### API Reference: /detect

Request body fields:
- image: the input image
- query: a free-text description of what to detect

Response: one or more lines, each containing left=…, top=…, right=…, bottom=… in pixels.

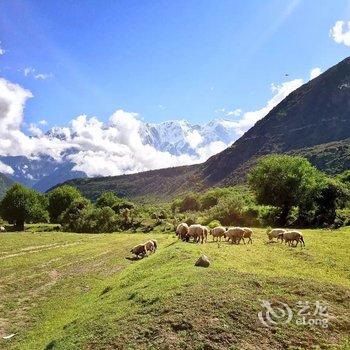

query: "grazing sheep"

left=151, top=239, right=158, bottom=252
left=210, top=226, right=226, bottom=242
left=176, top=223, right=189, bottom=241
left=144, top=240, right=156, bottom=254
left=202, top=226, right=209, bottom=243
left=243, top=227, right=253, bottom=244
left=267, top=228, right=286, bottom=242
left=130, top=244, right=147, bottom=258
left=0, top=226, right=5, bottom=232
left=279, top=230, right=305, bottom=247
left=225, top=227, right=246, bottom=244
left=188, top=224, right=206, bottom=244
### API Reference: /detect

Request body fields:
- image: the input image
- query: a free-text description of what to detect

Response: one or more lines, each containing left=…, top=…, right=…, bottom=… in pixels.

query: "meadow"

left=1, top=226, right=350, bottom=350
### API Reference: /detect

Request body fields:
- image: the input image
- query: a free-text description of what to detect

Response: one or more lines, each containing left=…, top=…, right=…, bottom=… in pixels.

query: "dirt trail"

left=0, top=241, right=84, bottom=261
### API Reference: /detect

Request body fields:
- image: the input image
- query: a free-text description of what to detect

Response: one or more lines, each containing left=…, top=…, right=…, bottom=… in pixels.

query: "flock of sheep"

left=175, top=223, right=305, bottom=247
left=129, top=225, right=305, bottom=259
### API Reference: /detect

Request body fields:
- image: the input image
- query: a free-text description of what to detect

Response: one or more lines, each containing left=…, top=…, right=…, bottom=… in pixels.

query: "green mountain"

left=64, top=56, right=350, bottom=201
left=0, top=173, right=14, bottom=199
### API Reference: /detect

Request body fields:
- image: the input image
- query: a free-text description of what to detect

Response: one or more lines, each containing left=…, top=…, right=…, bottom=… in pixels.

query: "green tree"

left=47, top=185, right=82, bottom=223
left=248, top=155, right=320, bottom=225
left=0, top=184, right=49, bottom=230
left=96, top=192, right=134, bottom=214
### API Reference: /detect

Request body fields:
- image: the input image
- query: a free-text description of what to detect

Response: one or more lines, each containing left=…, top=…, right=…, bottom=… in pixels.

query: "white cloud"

left=310, top=67, right=322, bottom=80
left=225, top=109, right=242, bottom=117
left=34, top=73, right=54, bottom=80
left=0, top=42, right=5, bottom=56
left=39, top=119, right=48, bottom=125
left=28, top=123, right=43, bottom=137
left=23, top=67, right=53, bottom=80
left=0, top=68, right=310, bottom=178
left=185, top=130, right=203, bottom=149
left=230, top=78, right=303, bottom=136
left=24, top=67, right=35, bottom=77
left=0, top=161, right=13, bottom=174
left=330, top=20, right=350, bottom=46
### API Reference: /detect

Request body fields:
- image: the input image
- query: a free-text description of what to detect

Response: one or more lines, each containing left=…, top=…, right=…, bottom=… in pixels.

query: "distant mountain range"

left=0, top=118, right=239, bottom=192
left=63, top=56, right=350, bottom=200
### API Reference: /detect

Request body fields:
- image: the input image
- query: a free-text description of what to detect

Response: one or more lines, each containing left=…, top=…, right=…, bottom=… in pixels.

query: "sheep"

left=225, top=227, right=246, bottom=244
left=151, top=239, right=158, bottom=252
left=130, top=244, right=147, bottom=258
left=242, top=227, right=253, bottom=244
left=188, top=224, right=206, bottom=244
left=176, top=223, right=189, bottom=241
left=0, top=226, right=5, bottom=232
left=279, top=230, right=305, bottom=247
left=144, top=240, right=156, bottom=254
left=210, top=226, right=226, bottom=242
left=202, top=226, right=209, bottom=243
left=267, top=228, right=286, bottom=242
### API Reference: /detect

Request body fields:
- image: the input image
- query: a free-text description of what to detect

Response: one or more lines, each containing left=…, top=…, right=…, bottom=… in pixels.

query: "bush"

left=178, top=193, right=200, bottom=212
left=207, top=220, right=221, bottom=228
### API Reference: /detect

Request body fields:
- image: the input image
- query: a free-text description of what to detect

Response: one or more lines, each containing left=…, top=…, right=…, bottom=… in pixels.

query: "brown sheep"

left=243, top=227, right=253, bottom=244
left=144, top=240, right=156, bottom=254
left=176, top=223, right=189, bottom=241
left=279, top=230, right=305, bottom=247
left=225, top=227, right=246, bottom=244
left=210, top=226, right=226, bottom=242
left=130, top=244, right=147, bottom=258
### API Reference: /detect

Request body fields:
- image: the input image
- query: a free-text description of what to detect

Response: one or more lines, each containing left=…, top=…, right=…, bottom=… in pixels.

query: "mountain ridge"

left=62, top=56, right=350, bottom=200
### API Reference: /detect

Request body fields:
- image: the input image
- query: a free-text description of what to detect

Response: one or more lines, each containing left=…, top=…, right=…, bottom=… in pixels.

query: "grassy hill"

left=1, top=227, right=350, bottom=349
left=0, top=173, right=14, bottom=199
left=62, top=56, right=350, bottom=201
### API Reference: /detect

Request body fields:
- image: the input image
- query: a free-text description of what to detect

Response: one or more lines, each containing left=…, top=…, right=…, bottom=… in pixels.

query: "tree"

left=248, top=155, right=320, bottom=225
left=0, top=184, right=49, bottom=230
left=47, top=185, right=82, bottom=223
left=96, top=192, right=134, bottom=214
left=59, top=197, right=92, bottom=232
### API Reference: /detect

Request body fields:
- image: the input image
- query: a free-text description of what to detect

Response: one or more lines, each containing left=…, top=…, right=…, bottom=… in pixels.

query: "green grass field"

left=1, top=226, right=350, bottom=349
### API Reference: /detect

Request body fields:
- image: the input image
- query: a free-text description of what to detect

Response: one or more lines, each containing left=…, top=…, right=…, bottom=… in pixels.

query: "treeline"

left=0, top=155, right=349, bottom=232
left=0, top=185, right=137, bottom=232
left=171, top=155, right=350, bottom=228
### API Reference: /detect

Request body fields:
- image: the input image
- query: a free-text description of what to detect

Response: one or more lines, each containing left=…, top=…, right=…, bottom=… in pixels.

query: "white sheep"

left=176, top=223, right=189, bottom=241
left=267, top=228, right=286, bottom=242
left=225, top=227, right=246, bottom=244
left=242, top=227, right=253, bottom=244
left=210, top=226, right=226, bottom=242
left=188, top=224, right=206, bottom=244
left=0, top=226, right=6, bottom=232
left=279, top=230, right=305, bottom=247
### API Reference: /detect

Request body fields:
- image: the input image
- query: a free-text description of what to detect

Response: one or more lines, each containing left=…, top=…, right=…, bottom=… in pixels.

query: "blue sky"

left=0, top=0, right=350, bottom=128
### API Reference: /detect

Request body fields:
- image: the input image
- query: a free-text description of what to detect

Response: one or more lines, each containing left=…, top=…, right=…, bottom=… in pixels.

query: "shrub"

left=178, top=193, right=200, bottom=212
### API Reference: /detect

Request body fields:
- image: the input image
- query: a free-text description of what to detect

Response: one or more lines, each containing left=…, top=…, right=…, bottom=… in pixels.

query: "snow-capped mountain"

left=140, top=119, right=237, bottom=155
left=0, top=117, right=239, bottom=192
